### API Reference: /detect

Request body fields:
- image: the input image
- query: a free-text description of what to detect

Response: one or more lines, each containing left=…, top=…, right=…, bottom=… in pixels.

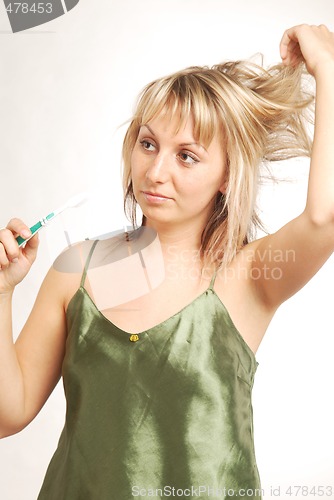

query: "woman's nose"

left=145, top=153, right=171, bottom=183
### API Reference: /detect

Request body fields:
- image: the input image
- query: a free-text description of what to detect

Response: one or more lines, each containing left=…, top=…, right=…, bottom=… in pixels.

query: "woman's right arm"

left=0, top=219, right=69, bottom=438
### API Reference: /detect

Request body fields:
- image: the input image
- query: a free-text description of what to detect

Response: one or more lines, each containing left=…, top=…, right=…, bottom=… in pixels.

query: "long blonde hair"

left=122, top=60, right=313, bottom=267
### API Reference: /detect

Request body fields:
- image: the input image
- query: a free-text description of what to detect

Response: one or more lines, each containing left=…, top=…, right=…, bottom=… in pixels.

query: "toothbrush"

left=16, top=192, right=89, bottom=247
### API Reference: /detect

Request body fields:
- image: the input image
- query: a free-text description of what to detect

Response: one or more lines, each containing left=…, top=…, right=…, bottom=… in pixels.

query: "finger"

left=318, top=24, right=330, bottom=33
left=22, top=233, right=39, bottom=264
left=287, top=43, right=303, bottom=67
left=0, top=241, right=10, bottom=268
left=0, top=227, right=21, bottom=262
left=280, top=27, right=298, bottom=60
left=280, top=24, right=308, bottom=63
left=6, top=218, right=32, bottom=240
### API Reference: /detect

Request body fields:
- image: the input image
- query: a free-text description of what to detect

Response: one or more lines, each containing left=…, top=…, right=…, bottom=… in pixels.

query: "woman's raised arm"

left=250, top=24, right=334, bottom=309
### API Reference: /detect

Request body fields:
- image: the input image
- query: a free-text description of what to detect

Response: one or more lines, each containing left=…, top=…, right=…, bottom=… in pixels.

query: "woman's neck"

left=143, top=219, right=202, bottom=256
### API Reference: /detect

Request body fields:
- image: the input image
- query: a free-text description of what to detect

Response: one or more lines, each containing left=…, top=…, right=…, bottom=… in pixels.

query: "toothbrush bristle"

left=67, top=192, right=89, bottom=208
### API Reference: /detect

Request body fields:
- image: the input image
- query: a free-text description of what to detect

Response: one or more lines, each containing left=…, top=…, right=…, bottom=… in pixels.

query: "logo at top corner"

left=3, top=0, right=80, bottom=33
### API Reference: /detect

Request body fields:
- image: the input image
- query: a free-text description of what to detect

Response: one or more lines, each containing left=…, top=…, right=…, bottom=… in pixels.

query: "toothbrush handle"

left=16, top=221, right=43, bottom=247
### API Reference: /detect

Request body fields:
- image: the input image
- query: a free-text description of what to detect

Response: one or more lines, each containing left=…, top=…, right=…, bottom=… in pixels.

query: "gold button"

left=129, top=334, right=139, bottom=342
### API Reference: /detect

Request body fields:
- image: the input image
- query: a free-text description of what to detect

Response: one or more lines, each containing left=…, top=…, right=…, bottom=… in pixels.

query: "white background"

left=0, top=0, right=333, bottom=499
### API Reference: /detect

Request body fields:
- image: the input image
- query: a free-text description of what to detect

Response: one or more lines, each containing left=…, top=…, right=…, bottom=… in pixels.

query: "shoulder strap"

left=80, top=239, right=99, bottom=288
left=208, top=269, right=217, bottom=290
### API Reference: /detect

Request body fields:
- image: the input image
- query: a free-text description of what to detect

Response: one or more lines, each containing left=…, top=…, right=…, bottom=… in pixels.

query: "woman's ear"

left=219, top=155, right=229, bottom=194
left=219, top=179, right=228, bottom=195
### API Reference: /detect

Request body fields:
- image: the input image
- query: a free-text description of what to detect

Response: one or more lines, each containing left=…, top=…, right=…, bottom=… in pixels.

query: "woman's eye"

left=178, top=152, right=199, bottom=165
left=140, top=140, right=156, bottom=152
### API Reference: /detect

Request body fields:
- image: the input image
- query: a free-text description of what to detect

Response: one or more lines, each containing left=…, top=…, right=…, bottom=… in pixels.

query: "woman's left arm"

left=250, top=24, right=334, bottom=309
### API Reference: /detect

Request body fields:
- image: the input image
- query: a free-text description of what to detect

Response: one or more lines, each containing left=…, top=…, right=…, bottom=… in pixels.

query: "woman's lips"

left=142, top=191, right=172, bottom=203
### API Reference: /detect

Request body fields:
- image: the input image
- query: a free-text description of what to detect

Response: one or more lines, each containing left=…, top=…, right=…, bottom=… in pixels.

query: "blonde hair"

left=122, top=60, right=314, bottom=267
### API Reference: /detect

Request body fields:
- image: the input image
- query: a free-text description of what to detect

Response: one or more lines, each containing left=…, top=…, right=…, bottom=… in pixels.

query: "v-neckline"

left=77, top=285, right=213, bottom=335
left=66, top=285, right=257, bottom=362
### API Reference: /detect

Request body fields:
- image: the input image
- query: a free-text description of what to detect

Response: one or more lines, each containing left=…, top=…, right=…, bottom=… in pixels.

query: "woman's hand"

left=0, top=219, right=39, bottom=294
left=280, top=24, right=334, bottom=77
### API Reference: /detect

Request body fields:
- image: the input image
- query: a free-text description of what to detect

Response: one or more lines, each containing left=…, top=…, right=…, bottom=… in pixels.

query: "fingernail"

left=12, top=258, right=19, bottom=263
left=22, top=230, right=31, bottom=238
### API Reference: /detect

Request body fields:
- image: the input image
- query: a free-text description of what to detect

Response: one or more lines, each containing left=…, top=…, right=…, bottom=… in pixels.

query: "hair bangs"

left=135, top=73, right=220, bottom=148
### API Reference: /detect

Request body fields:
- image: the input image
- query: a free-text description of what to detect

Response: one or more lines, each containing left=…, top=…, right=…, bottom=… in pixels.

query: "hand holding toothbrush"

left=0, top=192, right=88, bottom=295
left=0, top=219, right=39, bottom=295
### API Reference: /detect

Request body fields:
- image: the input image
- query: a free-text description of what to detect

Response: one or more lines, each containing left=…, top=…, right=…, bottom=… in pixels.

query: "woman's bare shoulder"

left=48, top=239, right=96, bottom=309
left=53, top=239, right=97, bottom=274
left=51, top=233, right=136, bottom=309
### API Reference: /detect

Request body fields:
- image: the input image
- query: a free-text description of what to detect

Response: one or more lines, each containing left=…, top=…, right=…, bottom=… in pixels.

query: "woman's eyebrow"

left=141, top=124, right=156, bottom=136
left=141, top=124, right=208, bottom=153
left=179, top=141, right=208, bottom=153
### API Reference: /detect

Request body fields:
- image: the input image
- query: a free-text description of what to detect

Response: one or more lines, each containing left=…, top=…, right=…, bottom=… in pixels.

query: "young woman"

left=0, top=24, right=333, bottom=500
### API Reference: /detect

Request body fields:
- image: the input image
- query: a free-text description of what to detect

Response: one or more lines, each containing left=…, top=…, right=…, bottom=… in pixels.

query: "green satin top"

left=37, top=241, right=261, bottom=500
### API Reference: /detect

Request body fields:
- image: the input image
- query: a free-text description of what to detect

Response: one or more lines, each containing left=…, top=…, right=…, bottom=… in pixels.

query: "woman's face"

left=131, top=112, right=227, bottom=233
